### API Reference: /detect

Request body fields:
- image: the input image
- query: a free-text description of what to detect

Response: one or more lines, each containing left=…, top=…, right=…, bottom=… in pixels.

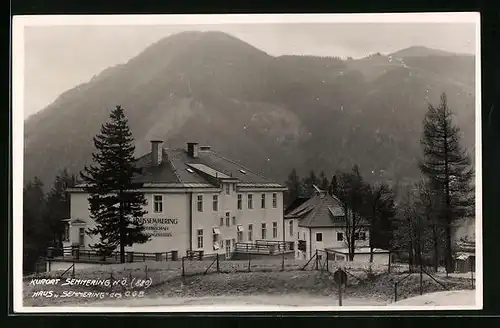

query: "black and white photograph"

left=13, top=13, right=481, bottom=312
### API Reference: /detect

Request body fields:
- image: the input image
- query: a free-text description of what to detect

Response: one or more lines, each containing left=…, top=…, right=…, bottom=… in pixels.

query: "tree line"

left=23, top=170, right=77, bottom=273
left=284, top=93, right=474, bottom=273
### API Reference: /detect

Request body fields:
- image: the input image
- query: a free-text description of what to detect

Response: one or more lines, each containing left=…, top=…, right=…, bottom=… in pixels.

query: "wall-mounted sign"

left=134, top=218, right=179, bottom=237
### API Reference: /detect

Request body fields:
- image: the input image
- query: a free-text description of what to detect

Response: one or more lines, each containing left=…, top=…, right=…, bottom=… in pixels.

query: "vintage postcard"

left=12, top=13, right=481, bottom=313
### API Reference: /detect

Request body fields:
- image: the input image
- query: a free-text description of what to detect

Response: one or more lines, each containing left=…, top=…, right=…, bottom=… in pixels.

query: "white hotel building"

left=65, top=141, right=287, bottom=258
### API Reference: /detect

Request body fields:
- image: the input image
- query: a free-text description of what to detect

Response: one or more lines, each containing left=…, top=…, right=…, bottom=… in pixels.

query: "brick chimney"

left=151, top=140, right=163, bottom=166
left=187, top=142, right=199, bottom=158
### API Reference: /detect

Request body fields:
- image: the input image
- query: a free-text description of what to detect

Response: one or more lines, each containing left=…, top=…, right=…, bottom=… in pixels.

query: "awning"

left=213, top=227, right=221, bottom=234
left=237, top=225, right=244, bottom=232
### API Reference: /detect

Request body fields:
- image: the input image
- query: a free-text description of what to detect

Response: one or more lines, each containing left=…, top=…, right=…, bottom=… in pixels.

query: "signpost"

left=333, top=268, right=347, bottom=306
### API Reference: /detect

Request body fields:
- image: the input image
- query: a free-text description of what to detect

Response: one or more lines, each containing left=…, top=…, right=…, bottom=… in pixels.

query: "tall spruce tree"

left=419, top=93, right=474, bottom=273
left=80, top=105, right=150, bottom=263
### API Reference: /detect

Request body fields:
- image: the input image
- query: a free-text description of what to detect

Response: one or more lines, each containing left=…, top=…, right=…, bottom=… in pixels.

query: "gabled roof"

left=76, top=145, right=285, bottom=190
left=285, top=188, right=369, bottom=228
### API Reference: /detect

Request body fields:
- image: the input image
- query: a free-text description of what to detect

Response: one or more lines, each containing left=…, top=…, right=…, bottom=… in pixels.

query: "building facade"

left=284, top=188, right=371, bottom=261
left=65, top=141, right=287, bottom=258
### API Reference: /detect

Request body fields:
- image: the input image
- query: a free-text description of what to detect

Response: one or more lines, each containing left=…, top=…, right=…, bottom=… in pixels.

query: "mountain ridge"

left=23, top=31, right=476, bottom=190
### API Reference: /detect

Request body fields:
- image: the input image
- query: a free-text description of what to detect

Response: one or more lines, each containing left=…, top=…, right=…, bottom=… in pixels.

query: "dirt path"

left=84, top=294, right=389, bottom=308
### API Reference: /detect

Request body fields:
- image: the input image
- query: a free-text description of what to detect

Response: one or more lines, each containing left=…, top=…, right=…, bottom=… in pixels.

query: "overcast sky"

left=23, top=22, right=476, bottom=119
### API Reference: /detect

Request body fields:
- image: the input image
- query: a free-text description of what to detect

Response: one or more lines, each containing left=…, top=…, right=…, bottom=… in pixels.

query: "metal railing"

left=46, top=246, right=180, bottom=263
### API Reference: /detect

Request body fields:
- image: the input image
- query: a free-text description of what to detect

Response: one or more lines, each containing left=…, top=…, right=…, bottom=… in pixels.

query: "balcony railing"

left=234, top=240, right=294, bottom=254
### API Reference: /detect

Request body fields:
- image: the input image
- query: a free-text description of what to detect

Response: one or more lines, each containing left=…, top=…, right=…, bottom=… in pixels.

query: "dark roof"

left=284, top=197, right=310, bottom=215
left=285, top=191, right=369, bottom=228
left=130, top=147, right=284, bottom=188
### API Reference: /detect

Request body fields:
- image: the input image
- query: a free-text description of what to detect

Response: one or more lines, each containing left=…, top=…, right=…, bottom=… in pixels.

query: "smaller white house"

left=284, top=186, right=388, bottom=263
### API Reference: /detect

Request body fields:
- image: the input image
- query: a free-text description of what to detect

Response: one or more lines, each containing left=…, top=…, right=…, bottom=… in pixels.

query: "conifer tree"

left=329, top=174, right=339, bottom=196
left=45, top=169, right=77, bottom=246
left=319, top=171, right=329, bottom=191
left=302, top=170, right=318, bottom=197
left=285, top=168, right=302, bottom=206
left=23, top=177, right=48, bottom=273
left=419, top=93, right=474, bottom=273
left=80, top=105, right=150, bottom=263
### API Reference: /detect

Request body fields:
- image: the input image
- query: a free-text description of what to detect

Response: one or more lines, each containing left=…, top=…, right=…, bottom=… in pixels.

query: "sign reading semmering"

left=135, top=218, right=179, bottom=225
left=134, top=218, right=179, bottom=237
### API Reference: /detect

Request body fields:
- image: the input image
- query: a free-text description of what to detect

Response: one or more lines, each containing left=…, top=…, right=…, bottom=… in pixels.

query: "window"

left=354, top=232, right=359, bottom=240
left=337, top=232, right=343, bottom=241
left=220, top=217, right=224, bottom=226
left=225, top=212, right=230, bottom=227
left=237, top=194, right=242, bottom=210
left=237, top=226, right=243, bottom=242
left=273, top=222, right=278, bottom=238
left=248, top=224, right=253, bottom=241
left=232, top=216, right=236, bottom=226
left=78, top=228, right=85, bottom=246
left=248, top=194, right=253, bottom=209
left=225, top=184, right=230, bottom=195
left=261, top=223, right=267, bottom=240
left=289, top=220, right=294, bottom=237
left=316, top=233, right=323, bottom=242
left=232, top=239, right=236, bottom=249
left=232, top=184, right=236, bottom=192
left=212, top=195, right=219, bottom=211
left=153, top=195, right=163, bottom=213
left=359, top=231, right=366, bottom=241
left=261, top=194, right=266, bottom=208
left=213, top=228, right=220, bottom=249
left=63, top=222, right=70, bottom=242
left=197, top=229, right=204, bottom=249
left=197, top=195, right=203, bottom=212
left=272, top=193, right=277, bottom=208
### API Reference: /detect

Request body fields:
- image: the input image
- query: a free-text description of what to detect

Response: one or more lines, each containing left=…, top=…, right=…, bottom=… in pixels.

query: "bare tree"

left=336, top=165, right=370, bottom=261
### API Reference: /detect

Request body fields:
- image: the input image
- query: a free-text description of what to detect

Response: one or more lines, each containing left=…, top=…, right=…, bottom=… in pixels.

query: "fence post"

left=388, top=252, right=392, bottom=273
left=394, top=284, right=398, bottom=302
left=419, top=266, right=423, bottom=295
left=182, top=257, right=185, bottom=277
left=216, top=253, right=220, bottom=273
left=143, top=253, right=146, bottom=262
left=281, top=248, right=285, bottom=272
left=315, top=250, right=318, bottom=271
left=145, top=265, right=148, bottom=279
left=72, top=262, right=75, bottom=278
left=326, top=252, right=329, bottom=273
left=248, top=250, right=251, bottom=272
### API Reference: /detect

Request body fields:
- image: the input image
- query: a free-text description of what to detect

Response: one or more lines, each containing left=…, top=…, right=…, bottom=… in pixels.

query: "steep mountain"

left=24, top=31, right=476, bottom=189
